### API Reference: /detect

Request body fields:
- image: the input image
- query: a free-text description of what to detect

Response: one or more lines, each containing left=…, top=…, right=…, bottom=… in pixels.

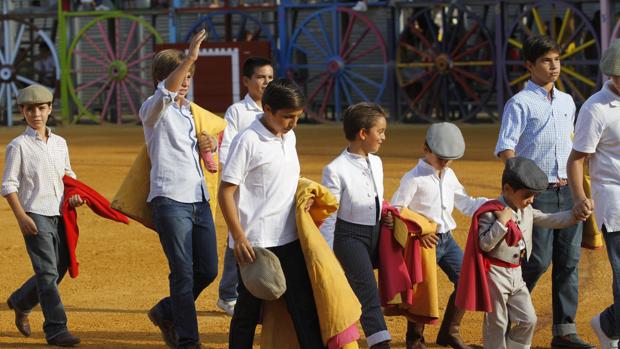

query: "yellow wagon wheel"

left=503, top=0, right=600, bottom=104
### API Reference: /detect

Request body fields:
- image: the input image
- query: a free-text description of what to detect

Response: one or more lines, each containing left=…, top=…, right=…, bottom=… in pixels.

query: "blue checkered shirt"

left=495, top=80, right=576, bottom=182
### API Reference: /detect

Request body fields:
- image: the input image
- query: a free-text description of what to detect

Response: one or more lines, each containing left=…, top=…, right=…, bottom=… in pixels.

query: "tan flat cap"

left=17, top=85, right=53, bottom=105
left=601, top=39, right=620, bottom=76
left=240, top=247, right=286, bottom=300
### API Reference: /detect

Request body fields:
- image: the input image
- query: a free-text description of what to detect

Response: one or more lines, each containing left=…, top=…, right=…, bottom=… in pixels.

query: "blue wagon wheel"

left=396, top=3, right=495, bottom=122
left=184, top=10, right=276, bottom=53
left=0, top=14, right=59, bottom=126
left=285, top=7, right=388, bottom=121
left=503, top=0, right=601, bottom=104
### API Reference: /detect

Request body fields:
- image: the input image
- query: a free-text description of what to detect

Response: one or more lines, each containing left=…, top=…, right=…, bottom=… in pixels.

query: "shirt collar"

left=25, top=126, right=51, bottom=140
left=417, top=158, right=444, bottom=177
left=243, top=94, right=262, bottom=112
left=252, top=117, right=285, bottom=141
left=343, top=148, right=370, bottom=168
left=603, top=80, right=620, bottom=107
left=526, top=80, right=557, bottom=100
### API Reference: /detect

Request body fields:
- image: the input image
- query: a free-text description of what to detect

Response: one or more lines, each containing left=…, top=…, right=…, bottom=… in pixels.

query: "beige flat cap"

left=601, top=39, right=620, bottom=76
left=240, top=247, right=286, bottom=300
left=17, top=85, right=53, bottom=105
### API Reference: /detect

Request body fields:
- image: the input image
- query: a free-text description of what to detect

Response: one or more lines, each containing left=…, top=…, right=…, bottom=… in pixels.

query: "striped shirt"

left=495, top=80, right=576, bottom=182
left=1, top=127, right=76, bottom=216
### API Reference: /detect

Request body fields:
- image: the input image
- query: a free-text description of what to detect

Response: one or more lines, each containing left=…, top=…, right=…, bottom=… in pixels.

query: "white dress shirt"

left=139, top=81, right=207, bottom=203
left=573, top=80, right=620, bottom=232
left=219, top=94, right=262, bottom=165
left=2, top=127, right=76, bottom=216
left=221, top=119, right=300, bottom=248
left=320, top=149, right=384, bottom=246
left=391, top=159, right=487, bottom=234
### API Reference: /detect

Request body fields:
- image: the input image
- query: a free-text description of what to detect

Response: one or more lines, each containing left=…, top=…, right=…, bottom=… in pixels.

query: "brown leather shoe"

left=435, top=292, right=472, bottom=349
left=7, top=297, right=31, bottom=337
left=148, top=306, right=177, bottom=349
left=47, top=331, right=81, bottom=347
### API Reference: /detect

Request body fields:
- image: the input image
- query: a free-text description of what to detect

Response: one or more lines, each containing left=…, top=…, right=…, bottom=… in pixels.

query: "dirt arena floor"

left=0, top=123, right=612, bottom=349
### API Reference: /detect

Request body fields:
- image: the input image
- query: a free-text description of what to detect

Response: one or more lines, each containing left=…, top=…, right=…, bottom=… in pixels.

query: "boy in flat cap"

left=2, top=84, right=84, bottom=347
left=494, top=35, right=592, bottom=349
left=567, top=39, right=620, bottom=349
left=391, top=122, right=487, bottom=349
left=456, top=157, right=588, bottom=349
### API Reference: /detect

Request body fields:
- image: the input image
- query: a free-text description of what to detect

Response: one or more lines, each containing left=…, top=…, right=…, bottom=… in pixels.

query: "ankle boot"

left=436, top=292, right=472, bottom=349
left=406, top=321, right=426, bottom=349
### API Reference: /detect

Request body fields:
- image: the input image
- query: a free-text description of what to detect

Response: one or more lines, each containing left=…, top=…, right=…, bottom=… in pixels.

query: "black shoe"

left=177, top=343, right=202, bottom=349
left=551, top=334, right=595, bottom=349
left=7, top=297, right=31, bottom=337
left=148, top=306, right=177, bottom=348
left=47, top=331, right=81, bottom=347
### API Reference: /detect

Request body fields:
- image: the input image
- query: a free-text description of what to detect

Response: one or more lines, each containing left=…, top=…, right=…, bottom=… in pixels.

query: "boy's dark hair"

left=523, top=35, right=560, bottom=63
left=342, top=102, right=387, bottom=141
left=151, top=49, right=196, bottom=88
left=262, top=78, right=306, bottom=113
left=243, top=57, right=272, bottom=78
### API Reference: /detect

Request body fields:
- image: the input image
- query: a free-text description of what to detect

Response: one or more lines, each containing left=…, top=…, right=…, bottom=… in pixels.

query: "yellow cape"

left=260, top=178, right=361, bottom=349
left=111, top=103, right=227, bottom=229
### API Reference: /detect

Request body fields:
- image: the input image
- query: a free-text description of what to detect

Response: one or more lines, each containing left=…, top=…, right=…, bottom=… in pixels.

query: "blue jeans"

left=218, top=246, right=239, bottom=302
left=151, top=197, right=218, bottom=346
left=521, top=185, right=582, bottom=336
left=10, top=213, right=69, bottom=341
left=436, top=231, right=463, bottom=286
left=600, top=226, right=620, bottom=339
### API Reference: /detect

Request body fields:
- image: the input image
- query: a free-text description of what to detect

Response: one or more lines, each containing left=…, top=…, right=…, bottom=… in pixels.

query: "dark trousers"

left=151, top=197, right=218, bottom=346
left=521, top=185, right=582, bottom=336
left=600, top=226, right=620, bottom=339
left=10, top=213, right=69, bottom=341
left=333, top=219, right=389, bottom=345
left=229, top=239, right=324, bottom=349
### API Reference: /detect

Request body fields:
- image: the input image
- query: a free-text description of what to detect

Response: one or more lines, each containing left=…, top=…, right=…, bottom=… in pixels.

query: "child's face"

left=21, top=103, right=51, bottom=131
left=359, top=116, right=386, bottom=154
left=177, top=72, right=192, bottom=99
left=263, top=105, right=304, bottom=135
left=424, top=145, right=452, bottom=171
left=503, top=184, right=537, bottom=210
left=243, top=65, right=273, bottom=101
left=526, top=50, right=561, bottom=86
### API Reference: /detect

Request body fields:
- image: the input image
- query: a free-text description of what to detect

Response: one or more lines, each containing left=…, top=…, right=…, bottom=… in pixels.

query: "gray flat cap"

left=503, top=157, right=548, bottom=192
left=601, top=39, right=620, bottom=76
left=240, top=247, right=286, bottom=300
left=426, top=122, right=465, bottom=160
left=17, top=85, right=53, bottom=105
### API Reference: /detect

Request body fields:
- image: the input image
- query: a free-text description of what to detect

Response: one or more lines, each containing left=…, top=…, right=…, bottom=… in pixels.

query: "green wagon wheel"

left=67, top=13, right=162, bottom=123
left=503, top=0, right=601, bottom=104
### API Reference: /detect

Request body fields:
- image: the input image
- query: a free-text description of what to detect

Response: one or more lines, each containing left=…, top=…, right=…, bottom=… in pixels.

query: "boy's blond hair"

left=151, top=49, right=196, bottom=88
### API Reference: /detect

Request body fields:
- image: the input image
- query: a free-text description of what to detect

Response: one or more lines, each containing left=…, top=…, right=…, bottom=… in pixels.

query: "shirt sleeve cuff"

left=572, top=144, right=596, bottom=154
left=1, top=186, right=18, bottom=197
left=156, top=80, right=179, bottom=101
left=220, top=175, right=241, bottom=186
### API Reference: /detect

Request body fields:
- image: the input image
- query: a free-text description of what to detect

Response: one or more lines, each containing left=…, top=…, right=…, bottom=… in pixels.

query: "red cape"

left=62, top=176, right=129, bottom=278
left=455, top=200, right=522, bottom=313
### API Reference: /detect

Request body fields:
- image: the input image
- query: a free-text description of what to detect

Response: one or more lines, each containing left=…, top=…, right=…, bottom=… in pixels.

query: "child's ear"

left=357, top=128, right=367, bottom=141
left=263, top=104, right=272, bottom=115
left=242, top=76, right=250, bottom=88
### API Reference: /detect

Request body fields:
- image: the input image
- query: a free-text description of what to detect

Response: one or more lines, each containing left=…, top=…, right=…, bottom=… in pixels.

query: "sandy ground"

left=0, top=124, right=612, bottom=349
